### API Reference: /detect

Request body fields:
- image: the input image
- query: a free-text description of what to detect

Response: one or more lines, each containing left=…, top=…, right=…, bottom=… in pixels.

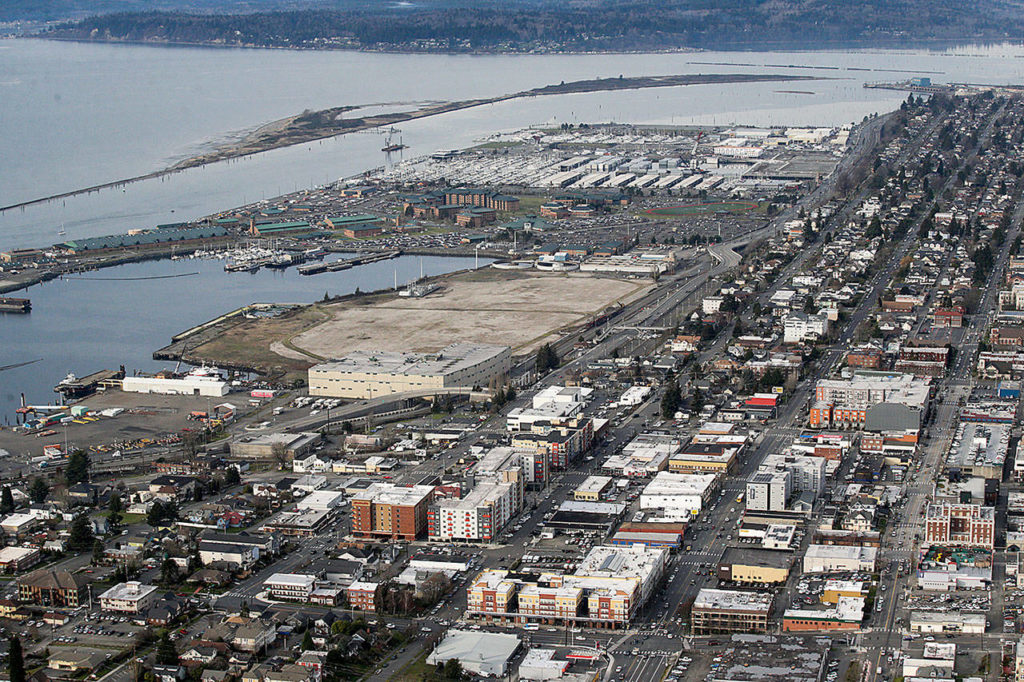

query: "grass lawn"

left=391, top=648, right=434, bottom=681
left=103, top=512, right=147, bottom=524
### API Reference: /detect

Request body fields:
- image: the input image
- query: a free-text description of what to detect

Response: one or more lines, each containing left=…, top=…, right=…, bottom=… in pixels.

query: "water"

left=4, top=41, right=1024, bottom=250
left=0, top=254, right=487, bottom=420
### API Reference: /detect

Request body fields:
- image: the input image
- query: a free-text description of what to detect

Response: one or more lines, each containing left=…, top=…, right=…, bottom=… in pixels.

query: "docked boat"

left=0, top=297, right=31, bottom=313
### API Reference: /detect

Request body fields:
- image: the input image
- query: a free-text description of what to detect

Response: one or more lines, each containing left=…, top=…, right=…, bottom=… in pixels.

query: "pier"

left=298, top=249, right=401, bottom=275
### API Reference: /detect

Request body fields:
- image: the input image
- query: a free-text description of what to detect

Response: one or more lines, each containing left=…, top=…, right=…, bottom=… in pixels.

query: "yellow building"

left=821, top=580, right=867, bottom=604
left=309, top=343, right=510, bottom=399
left=718, top=548, right=792, bottom=585
left=574, top=475, right=613, bottom=502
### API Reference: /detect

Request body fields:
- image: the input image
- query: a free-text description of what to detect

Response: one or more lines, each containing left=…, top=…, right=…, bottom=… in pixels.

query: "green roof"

left=62, top=226, right=228, bottom=251
left=327, top=214, right=381, bottom=226
left=252, top=221, right=312, bottom=235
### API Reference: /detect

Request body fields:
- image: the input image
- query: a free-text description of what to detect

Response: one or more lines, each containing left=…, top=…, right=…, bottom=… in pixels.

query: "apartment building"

left=924, top=503, right=995, bottom=549
left=691, top=589, right=773, bottom=634
left=263, top=574, right=317, bottom=601
left=351, top=483, right=434, bottom=541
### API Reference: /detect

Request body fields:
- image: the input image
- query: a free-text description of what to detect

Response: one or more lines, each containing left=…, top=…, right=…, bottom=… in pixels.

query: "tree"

left=29, top=477, right=48, bottom=504
left=224, top=466, right=241, bottom=487
left=0, top=487, right=14, bottom=515
left=534, top=343, right=559, bottom=373
left=300, top=629, right=314, bottom=651
left=441, top=659, right=465, bottom=681
left=92, top=539, right=105, bottom=565
left=160, top=557, right=180, bottom=586
left=271, top=442, right=290, bottom=470
left=660, top=379, right=681, bottom=420
left=9, top=636, right=25, bottom=682
left=65, top=449, right=90, bottom=486
left=68, top=514, right=94, bottom=552
left=156, top=631, right=178, bottom=665
left=108, top=493, right=123, bottom=529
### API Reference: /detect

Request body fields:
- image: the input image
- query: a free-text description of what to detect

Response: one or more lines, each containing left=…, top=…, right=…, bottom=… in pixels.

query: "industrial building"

left=639, top=471, right=719, bottom=520
left=230, top=432, right=321, bottom=460
left=308, top=343, right=510, bottom=399
left=802, top=544, right=878, bottom=573
left=427, top=629, right=521, bottom=678
left=121, top=368, right=229, bottom=397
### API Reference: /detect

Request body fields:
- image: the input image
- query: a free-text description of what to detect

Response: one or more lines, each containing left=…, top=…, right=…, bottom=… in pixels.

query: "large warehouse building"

left=308, top=343, right=510, bottom=399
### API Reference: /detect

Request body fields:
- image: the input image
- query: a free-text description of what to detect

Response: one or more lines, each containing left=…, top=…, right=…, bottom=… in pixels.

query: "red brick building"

left=350, top=483, right=434, bottom=541
left=923, top=504, right=995, bottom=549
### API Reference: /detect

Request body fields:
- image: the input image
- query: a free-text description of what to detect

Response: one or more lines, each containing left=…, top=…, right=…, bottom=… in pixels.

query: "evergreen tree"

left=301, top=629, right=314, bottom=651
left=9, top=636, right=25, bottom=682
left=160, top=558, right=180, bottom=586
left=660, top=379, right=681, bottom=420
left=224, top=466, right=241, bottom=486
left=155, top=631, right=178, bottom=665
left=68, top=514, right=94, bottom=552
left=92, top=539, right=105, bottom=565
left=108, top=493, right=123, bottom=528
left=0, top=487, right=14, bottom=515
left=65, top=449, right=90, bottom=486
left=29, top=477, right=49, bottom=504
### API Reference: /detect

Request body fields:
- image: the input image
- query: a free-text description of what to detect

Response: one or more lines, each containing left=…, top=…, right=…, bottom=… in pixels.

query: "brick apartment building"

left=350, top=483, right=434, bottom=541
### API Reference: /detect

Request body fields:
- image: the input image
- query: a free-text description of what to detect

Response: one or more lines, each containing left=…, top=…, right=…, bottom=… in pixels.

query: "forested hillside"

left=37, top=1, right=1024, bottom=52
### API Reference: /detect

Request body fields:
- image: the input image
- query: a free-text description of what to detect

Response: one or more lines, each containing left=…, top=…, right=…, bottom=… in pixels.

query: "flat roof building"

left=351, top=483, right=434, bottom=541
left=803, top=544, right=878, bottom=573
left=99, top=582, right=158, bottom=614
left=691, top=588, right=773, bottom=634
left=309, top=343, right=510, bottom=399
left=427, top=629, right=521, bottom=678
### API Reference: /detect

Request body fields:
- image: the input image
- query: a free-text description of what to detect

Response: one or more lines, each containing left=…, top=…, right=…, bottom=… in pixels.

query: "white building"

left=263, top=573, right=317, bottom=601
left=746, top=470, right=792, bottom=512
left=783, top=312, right=830, bottom=344
left=703, top=296, right=724, bottom=314
left=99, top=582, right=158, bottom=614
left=759, top=453, right=827, bottom=496
left=296, top=490, right=345, bottom=512
left=803, top=545, right=878, bottom=573
left=428, top=481, right=518, bottom=543
left=639, top=472, right=719, bottom=520
left=121, top=368, right=228, bottom=397
left=427, top=630, right=522, bottom=678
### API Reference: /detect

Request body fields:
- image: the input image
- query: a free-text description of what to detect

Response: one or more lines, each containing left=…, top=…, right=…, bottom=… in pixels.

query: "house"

left=152, top=665, right=187, bottom=682
left=48, top=649, right=108, bottom=672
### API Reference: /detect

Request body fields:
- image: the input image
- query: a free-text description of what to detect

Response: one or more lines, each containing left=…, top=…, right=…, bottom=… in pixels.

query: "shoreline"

left=0, top=72, right=817, bottom=214
left=29, top=33, right=999, bottom=56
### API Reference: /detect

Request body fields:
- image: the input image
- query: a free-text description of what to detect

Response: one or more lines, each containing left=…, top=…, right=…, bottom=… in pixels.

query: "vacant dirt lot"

left=291, top=271, right=648, bottom=356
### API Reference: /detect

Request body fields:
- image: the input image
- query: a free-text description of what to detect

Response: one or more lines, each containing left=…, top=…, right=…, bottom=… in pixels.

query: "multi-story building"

left=667, top=438, right=740, bottom=474
left=18, top=569, right=89, bottom=607
left=783, top=312, right=830, bottom=344
left=467, top=570, right=518, bottom=618
left=511, top=416, right=593, bottom=469
left=782, top=597, right=864, bottom=632
left=346, top=581, right=380, bottom=612
left=759, top=454, right=827, bottom=496
left=574, top=476, right=613, bottom=502
left=746, top=470, right=791, bottom=512
left=810, top=373, right=930, bottom=428
left=308, top=343, right=510, bottom=399
left=263, top=573, right=317, bottom=601
left=350, top=483, right=434, bottom=541
left=428, top=481, right=518, bottom=542
left=924, top=504, right=995, bottom=549
left=98, top=582, right=158, bottom=614
left=691, top=589, right=773, bottom=634
left=516, top=584, right=583, bottom=622
left=443, top=189, right=520, bottom=212
left=846, top=347, right=883, bottom=369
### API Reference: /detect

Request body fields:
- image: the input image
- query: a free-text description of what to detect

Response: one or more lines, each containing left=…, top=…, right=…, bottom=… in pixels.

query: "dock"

left=0, top=297, right=31, bottom=313
left=298, top=250, right=401, bottom=275
left=54, top=368, right=126, bottom=400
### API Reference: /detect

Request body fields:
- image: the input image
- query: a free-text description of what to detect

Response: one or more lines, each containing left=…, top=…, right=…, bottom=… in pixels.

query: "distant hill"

left=32, top=1, right=1024, bottom=52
